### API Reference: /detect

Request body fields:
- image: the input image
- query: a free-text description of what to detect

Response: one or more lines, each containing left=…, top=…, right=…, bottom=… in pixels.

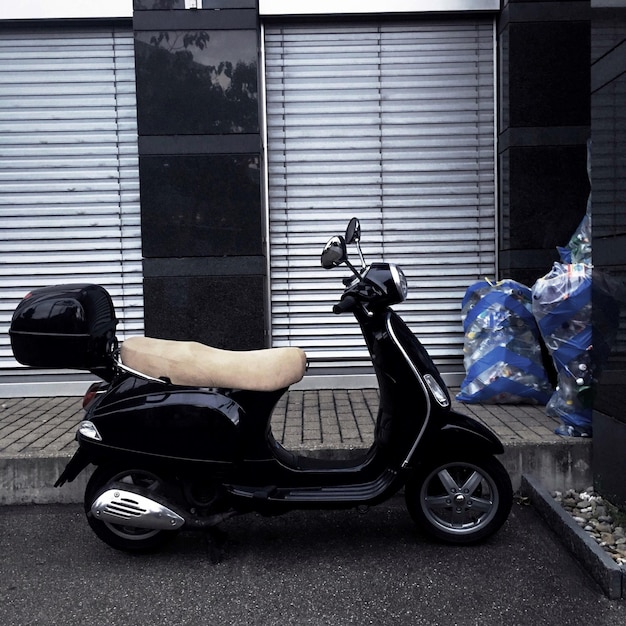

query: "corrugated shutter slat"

left=0, top=26, right=143, bottom=391
left=265, top=20, right=495, bottom=372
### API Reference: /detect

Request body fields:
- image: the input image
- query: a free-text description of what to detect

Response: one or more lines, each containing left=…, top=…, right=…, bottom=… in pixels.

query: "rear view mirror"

left=345, top=218, right=361, bottom=245
left=321, top=236, right=347, bottom=269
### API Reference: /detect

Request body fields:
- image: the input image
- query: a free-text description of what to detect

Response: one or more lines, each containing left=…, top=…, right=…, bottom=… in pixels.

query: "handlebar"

left=333, top=295, right=358, bottom=315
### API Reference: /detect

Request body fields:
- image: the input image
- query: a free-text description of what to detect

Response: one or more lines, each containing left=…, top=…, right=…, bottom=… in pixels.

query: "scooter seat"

left=120, top=336, right=307, bottom=392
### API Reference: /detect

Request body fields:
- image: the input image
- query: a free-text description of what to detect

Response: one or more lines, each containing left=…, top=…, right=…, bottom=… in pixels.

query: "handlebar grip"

left=333, top=295, right=357, bottom=315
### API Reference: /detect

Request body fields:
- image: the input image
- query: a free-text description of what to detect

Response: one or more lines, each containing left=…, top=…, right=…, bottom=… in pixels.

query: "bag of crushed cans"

left=457, top=279, right=553, bottom=404
left=531, top=256, right=622, bottom=438
left=531, top=262, right=593, bottom=436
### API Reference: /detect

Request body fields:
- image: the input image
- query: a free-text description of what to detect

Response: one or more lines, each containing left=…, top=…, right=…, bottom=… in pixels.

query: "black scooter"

left=10, top=218, right=512, bottom=552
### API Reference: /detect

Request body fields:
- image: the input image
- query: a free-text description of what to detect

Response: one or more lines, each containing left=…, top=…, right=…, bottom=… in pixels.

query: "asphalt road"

left=1, top=500, right=624, bottom=625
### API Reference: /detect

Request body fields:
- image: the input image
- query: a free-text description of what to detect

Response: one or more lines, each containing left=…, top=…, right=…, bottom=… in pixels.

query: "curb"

left=503, top=440, right=591, bottom=493
left=291, top=442, right=592, bottom=494
left=0, top=454, right=89, bottom=506
left=1, top=440, right=592, bottom=508
left=521, top=473, right=625, bottom=600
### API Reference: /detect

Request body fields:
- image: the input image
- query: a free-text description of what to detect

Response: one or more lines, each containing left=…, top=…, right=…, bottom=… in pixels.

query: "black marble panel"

left=497, top=252, right=560, bottom=288
left=591, top=267, right=625, bottom=419
left=592, top=80, right=626, bottom=241
left=508, top=21, right=590, bottom=128
left=593, top=411, right=626, bottom=507
left=143, top=275, right=265, bottom=349
left=500, top=145, right=589, bottom=250
left=591, top=29, right=626, bottom=426
left=135, top=1, right=256, bottom=10
left=140, top=154, right=262, bottom=258
left=135, top=0, right=188, bottom=8
left=134, top=29, right=258, bottom=135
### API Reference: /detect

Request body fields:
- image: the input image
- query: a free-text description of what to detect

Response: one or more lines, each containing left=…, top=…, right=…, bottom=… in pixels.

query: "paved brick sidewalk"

left=0, top=396, right=82, bottom=456
left=0, top=389, right=565, bottom=458
left=272, top=389, right=566, bottom=449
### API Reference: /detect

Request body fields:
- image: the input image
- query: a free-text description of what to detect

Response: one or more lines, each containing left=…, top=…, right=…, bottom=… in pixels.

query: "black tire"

left=84, top=465, right=179, bottom=553
left=405, top=455, right=512, bottom=545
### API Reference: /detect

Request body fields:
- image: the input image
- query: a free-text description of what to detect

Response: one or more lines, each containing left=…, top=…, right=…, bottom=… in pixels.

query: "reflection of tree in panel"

left=135, top=30, right=258, bottom=134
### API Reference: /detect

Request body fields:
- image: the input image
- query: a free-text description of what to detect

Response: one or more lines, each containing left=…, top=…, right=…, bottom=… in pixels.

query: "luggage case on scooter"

left=9, top=283, right=117, bottom=371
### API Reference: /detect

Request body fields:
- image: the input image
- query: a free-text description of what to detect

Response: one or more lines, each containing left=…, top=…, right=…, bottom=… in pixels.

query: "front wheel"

left=405, top=455, right=512, bottom=545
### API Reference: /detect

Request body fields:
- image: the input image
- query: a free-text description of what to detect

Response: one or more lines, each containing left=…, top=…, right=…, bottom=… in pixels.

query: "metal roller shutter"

left=0, top=25, right=142, bottom=396
left=264, top=19, right=496, bottom=378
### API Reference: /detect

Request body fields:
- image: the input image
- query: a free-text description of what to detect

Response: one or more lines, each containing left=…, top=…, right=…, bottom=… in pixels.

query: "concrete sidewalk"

left=0, top=389, right=592, bottom=504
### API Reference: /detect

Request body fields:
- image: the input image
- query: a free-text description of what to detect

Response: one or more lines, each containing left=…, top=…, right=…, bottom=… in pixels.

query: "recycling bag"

left=457, top=280, right=553, bottom=404
left=531, top=263, right=592, bottom=435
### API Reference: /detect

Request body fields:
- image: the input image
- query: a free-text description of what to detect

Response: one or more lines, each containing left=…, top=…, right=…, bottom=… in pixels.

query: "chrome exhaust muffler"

left=91, top=488, right=185, bottom=530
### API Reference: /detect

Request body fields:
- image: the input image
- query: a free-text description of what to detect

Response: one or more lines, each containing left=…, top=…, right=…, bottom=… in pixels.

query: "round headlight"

left=390, top=265, right=408, bottom=302
left=398, top=267, right=408, bottom=301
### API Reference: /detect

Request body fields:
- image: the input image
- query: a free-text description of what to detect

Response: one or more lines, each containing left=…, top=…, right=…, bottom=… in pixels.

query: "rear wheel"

left=405, top=455, right=512, bottom=545
left=84, top=465, right=180, bottom=553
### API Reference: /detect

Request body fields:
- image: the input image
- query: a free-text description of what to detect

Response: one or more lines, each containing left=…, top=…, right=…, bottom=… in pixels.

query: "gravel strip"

left=554, top=487, right=626, bottom=567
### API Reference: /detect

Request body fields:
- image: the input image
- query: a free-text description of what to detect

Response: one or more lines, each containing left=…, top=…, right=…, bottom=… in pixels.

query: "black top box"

left=10, top=284, right=118, bottom=371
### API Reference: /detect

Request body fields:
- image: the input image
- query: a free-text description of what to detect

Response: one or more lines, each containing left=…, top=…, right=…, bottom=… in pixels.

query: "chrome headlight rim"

left=389, top=264, right=408, bottom=302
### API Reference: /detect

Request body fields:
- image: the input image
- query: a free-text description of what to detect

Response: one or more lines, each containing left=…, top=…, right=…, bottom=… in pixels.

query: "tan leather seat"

left=120, top=336, right=307, bottom=392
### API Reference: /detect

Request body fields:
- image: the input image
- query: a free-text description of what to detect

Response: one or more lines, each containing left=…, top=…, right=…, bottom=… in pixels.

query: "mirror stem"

left=345, top=258, right=361, bottom=278
left=355, top=243, right=366, bottom=269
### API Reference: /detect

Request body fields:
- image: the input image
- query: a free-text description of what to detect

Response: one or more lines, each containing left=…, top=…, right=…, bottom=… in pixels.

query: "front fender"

left=419, top=410, right=504, bottom=460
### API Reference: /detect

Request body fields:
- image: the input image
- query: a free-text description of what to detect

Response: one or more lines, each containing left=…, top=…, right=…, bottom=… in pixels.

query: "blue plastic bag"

left=531, top=263, right=593, bottom=436
left=457, top=280, right=553, bottom=405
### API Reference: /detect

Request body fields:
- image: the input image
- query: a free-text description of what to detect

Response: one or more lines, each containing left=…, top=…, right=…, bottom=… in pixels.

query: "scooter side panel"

left=87, top=377, right=242, bottom=462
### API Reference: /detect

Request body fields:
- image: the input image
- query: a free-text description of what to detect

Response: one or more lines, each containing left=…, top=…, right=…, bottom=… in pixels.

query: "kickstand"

left=205, top=526, right=229, bottom=563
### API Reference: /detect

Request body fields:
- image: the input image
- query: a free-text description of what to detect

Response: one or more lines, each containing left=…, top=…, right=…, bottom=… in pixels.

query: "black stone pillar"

left=498, top=0, right=590, bottom=287
left=591, top=4, right=626, bottom=508
left=133, top=0, right=265, bottom=350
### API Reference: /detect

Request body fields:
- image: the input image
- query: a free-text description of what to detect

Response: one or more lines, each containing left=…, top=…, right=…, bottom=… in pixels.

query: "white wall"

left=259, top=0, right=499, bottom=16
left=0, top=0, right=499, bottom=20
left=0, top=0, right=132, bottom=20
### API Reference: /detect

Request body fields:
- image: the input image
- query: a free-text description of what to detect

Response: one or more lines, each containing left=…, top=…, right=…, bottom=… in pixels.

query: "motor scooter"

left=10, top=218, right=512, bottom=552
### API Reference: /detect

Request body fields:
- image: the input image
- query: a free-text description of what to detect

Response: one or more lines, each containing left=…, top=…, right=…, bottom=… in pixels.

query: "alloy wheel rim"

left=419, top=461, right=499, bottom=535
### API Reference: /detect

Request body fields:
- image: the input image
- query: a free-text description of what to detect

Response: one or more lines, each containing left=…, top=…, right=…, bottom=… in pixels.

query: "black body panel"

left=87, top=376, right=242, bottom=463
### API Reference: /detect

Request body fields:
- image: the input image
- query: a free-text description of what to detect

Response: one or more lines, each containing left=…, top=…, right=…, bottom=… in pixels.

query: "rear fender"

left=54, top=447, right=93, bottom=487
